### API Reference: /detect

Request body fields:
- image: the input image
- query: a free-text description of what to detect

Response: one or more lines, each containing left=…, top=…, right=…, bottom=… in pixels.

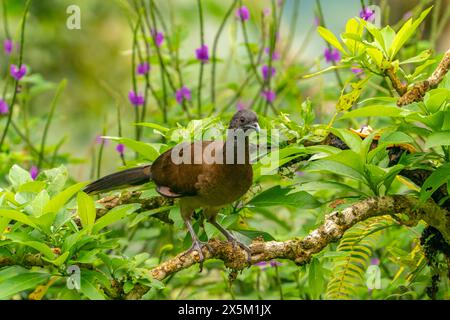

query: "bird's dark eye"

left=239, top=117, right=245, bottom=123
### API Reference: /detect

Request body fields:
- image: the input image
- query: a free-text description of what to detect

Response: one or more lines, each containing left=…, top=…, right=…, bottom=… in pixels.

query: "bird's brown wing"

left=151, top=140, right=224, bottom=197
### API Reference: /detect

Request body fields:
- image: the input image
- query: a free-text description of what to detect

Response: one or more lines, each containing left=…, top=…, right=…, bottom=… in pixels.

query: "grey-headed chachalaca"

left=84, top=110, right=260, bottom=263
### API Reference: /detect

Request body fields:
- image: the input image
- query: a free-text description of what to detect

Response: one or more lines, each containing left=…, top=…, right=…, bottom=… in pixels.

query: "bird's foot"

left=227, top=238, right=252, bottom=264
left=186, top=240, right=213, bottom=272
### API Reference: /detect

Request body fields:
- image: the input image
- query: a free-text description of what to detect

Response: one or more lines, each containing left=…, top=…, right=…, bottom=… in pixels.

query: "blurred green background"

left=1, top=0, right=447, bottom=180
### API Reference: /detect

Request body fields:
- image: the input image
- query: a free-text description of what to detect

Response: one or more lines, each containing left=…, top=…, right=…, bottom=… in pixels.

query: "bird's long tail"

left=84, top=165, right=152, bottom=194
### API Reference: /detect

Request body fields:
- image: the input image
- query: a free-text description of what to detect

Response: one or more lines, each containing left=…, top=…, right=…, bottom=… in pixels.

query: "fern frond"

left=326, top=216, right=393, bottom=300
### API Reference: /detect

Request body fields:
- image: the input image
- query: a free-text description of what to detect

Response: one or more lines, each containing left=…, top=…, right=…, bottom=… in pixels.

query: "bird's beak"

left=244, top=122, right=260, bottom=133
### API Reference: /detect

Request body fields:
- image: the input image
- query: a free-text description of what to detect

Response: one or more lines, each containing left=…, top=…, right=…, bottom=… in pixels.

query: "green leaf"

left=337, top=78, right=370, bottom=112
left=424, top=132, right=450, bottom=149
left=232, top=229, right=275, bottom=241
left=0, top=209, right=38, bottom=229
left=342, top=18, right=364, bottom=55
left=390, top=7, right=433, bottom=59
left=363, top=22, right=387, bottom=53
left=303, top=65, right=347, bottom=79
left=307, top=150, right=365, bottom=182
left=43, top=182, right=88, bottom=215
left=329, top=128, right=362, bottom=152
left=92, top=204, right=140, bottom=233
left=8, top=165, right=33, bottom=190
left=15, top=241, right=56, bottom=259
left=419, top=163, right=450, bottom=203
left=424, top=88, right=450, bottom=114
left=134, top=122, right=170, bottom=132
left=80, top=276, right=106, bottom=300
left=123, top=281, right=134, bottom=294
left=39, top=166, right=69, bottom=195
left=17, top=181, right=46, bottom=193
left=309, top=257, right=324, bottom=299
left=248, top=186, right=321, bottom=209
left=366, top=48, right=384, bottom=68
left=0, top=271, right=49, bottom=300
left=30, top=190, right=50, bottom=217
left=43, top=251, right=70, bottom=267
left=103, top=137, right=159, bottom=161
left=317, top=27, right=346, bottom=53
left=380, top=131, right=415, bottom=145
left=339, top=106, right=405, bottom=119
left=77, top=192, right=96, bottom=230
left=379, top=26, right=396, bottom=54
left=400, top=49, right=432, bottom=65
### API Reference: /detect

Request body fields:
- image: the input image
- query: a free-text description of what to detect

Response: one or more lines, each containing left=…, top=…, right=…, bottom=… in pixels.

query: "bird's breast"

left=194, top=163, right=253, bottom=206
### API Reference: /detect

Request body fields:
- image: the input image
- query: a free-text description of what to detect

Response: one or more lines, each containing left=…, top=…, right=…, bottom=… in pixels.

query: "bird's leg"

left=183, top=217, right=211, bottom=271
left=208, top=218, right=252, bottom=263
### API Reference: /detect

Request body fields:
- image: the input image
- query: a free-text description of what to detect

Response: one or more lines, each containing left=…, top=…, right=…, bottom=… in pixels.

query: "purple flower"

left=236, top=101, right=246, bottom=111
left=10, top=64, right=27, bottom=81
left=351, top=67, right=364, bottom=75
left=263, top=8, right=271, bottom=17
left=236, top=6, right=250, bottom=21
left=370, top=258, right=380, bottom=265
left=295, top=171, right=305, bottom=177
left=151, top=29, right=164, bottom=47
left=175, top=86, right=191, bottom=104
left=255, top=260, right=282, bottom=270
left=403, top=11, right=413, bottom=20
left=195, top=44, right=209, bottom=63
left=314, top=16, right=320, bottom=27
left=360, top=8, right=375, bottom=22
left=270, top=260, right=282, bottom=267
left=0, top=99, right=8, bottom=114
left=324, top=48, right=341, bottom=63
left=128, top=90, right=145, bottom=106
left=30, top=166, right=39, bottom=180
left=136, top=62, right=150, bottom=75
left=264, top=47, right=280, bottom=61
left=255, top=261, right=268, bottom=270
left=262, top=65, right=276, bottom=80
left=116, top=143, right=125, bottom=155
left=4, top=39, right=13, bottom=55
left=95, top=135, right=109, bottom=146
left=262, top=90, right=276, bottom=103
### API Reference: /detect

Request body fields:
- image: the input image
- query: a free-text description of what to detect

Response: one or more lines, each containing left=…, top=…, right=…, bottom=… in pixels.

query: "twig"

left=397, top=48, right=450, bottom=106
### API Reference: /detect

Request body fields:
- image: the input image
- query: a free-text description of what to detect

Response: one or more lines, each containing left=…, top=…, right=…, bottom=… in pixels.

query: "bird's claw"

left=186, top=240, right=213, bottom=272
left=228, top=239, right=252, bottom=264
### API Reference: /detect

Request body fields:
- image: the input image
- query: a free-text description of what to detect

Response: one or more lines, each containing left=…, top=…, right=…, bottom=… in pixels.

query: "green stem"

left=240, top=0, right=263, bottom=85
left=131, top=17, right=141, bottom=143
left=315, top=0, right=344, bottom=89
left=197, top=0, right=205, bottom=117
left=282, top=0, right=300, bottom=59
left=211, top=0, right=238, bottom=107
left=274, top=264, right=284, bottom=300
left=97, top=119, right=107, bottom=179
left=38, top=79, right=66, bottom=168
left=0, top=0, right=31, bottom=150
left=2, top=0, right=10, bottom=39
left=116, top=103, right=126, bottom=166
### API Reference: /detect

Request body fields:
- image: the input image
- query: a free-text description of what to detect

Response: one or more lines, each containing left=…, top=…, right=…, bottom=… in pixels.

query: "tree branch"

left=146, top=195, right=448, bottom=278
left=397, top=48, right=450, bottom=106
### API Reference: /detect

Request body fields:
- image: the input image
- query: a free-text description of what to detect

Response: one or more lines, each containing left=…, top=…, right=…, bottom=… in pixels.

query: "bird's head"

left=228, top=110, right=260, bottom=132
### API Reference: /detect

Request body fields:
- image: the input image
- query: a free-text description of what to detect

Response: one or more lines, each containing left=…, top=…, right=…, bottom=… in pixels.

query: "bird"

left=84, top=110, right=260, bottom=265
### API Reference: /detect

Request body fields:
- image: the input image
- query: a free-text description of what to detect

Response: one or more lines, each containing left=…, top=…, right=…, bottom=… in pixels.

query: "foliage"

left=0, top=0, right=449, bottom=300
